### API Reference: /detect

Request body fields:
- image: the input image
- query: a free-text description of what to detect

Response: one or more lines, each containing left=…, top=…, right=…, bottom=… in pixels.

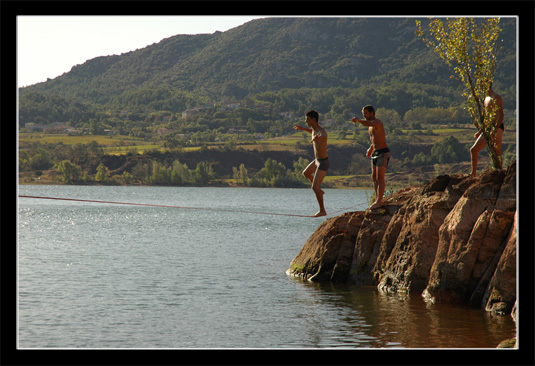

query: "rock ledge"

left=287, top=163, right=517, bottom=318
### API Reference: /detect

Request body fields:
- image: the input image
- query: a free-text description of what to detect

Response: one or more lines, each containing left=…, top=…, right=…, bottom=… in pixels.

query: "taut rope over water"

left=19, top=195, right=367, bottom=218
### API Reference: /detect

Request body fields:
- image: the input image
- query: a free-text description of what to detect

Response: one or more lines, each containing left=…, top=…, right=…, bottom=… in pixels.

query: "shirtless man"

left=470, top=83, right=504, bottom=177
left=351, top=105, right=390, bottom=210
left=294, top=110, right=330, bottom=217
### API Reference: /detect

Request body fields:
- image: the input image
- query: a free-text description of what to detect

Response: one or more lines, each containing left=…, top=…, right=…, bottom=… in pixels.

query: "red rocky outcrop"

left=287, top=162, right=517, bottom=316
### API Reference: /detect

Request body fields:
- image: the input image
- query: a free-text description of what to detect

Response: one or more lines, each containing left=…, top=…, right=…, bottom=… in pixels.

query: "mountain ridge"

left=19, top=17, right=516, bottom=126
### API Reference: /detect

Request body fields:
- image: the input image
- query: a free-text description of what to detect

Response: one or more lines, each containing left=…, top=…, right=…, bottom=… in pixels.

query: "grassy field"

left=19, top=133, right=166, bottom=154
left=19, top=125, right=516, bottom=189
left=19, top=133, right=146, bottom=146
left=19, top=122, right=516, bottom=156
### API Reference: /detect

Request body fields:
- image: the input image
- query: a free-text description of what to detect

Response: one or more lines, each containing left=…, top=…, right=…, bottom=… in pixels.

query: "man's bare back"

left=470, top=86, right=504, bottom=176
left=484, top=90, right=504, bottom=129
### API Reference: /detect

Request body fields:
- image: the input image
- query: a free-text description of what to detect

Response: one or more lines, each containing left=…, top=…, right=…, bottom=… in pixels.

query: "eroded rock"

left=288, top=163, right=517, bottom=318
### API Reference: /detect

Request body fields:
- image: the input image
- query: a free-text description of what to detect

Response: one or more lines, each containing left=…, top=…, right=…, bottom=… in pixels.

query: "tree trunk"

left=482, top=131, right=502, bottom=170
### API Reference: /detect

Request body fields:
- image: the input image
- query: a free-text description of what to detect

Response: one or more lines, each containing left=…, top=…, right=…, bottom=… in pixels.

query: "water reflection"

left=19, top=186, right=516, bottom=349
left=288, top=279, right=516, bottom=348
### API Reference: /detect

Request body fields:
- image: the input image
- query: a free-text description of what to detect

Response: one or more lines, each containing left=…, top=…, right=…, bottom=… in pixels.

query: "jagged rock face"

left=373, top=175, right=471, bottom=294
left=287, top=163, right=517, bottom=315
left=482, top=211, right=517, bottom=314
left=424, top=164, right=516, bottom=308
left=286, top=212, right=361, bottom=282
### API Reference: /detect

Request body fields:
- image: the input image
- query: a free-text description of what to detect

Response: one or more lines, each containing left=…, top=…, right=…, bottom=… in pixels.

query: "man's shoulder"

left=373, top=119, right=384, bottom=127
left=495, top=94, right=504, bottom=105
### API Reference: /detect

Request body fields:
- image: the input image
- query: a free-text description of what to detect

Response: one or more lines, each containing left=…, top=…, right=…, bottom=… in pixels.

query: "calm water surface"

left=17, top=185, right=516, bottom=348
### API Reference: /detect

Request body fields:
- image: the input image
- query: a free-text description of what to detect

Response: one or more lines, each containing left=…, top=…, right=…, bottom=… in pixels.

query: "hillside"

left=18, top=17, right=518, bottom=188
left=19, top=17, right=516, bottom=128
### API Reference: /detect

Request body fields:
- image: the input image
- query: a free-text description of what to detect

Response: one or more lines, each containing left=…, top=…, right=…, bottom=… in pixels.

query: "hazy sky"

left=17, top=16, right=265, bottom=88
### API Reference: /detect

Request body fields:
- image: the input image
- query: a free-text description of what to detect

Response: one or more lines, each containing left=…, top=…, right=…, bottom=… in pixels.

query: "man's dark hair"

left=362, top=105, right=375, bottom=114
left=306, top=110, right=319, bottom=122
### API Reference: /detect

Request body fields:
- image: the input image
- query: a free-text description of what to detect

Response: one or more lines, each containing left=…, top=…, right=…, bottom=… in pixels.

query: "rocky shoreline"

left=287, top=162, right=517, bottom=347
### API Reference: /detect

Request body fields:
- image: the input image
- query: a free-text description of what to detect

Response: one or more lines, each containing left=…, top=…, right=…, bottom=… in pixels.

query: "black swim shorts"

left=371, top=148, right=390, bottom=168
left=315, top=157, right=331, bottom=172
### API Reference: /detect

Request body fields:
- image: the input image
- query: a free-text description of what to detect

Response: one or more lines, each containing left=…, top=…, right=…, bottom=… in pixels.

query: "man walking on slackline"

left=294, top=110, right=330, bottom=217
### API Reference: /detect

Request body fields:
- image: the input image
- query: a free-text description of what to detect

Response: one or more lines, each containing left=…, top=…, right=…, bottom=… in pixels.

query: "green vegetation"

left=416, top=17, right=505, bottom=169
left=18, top=18, right=517, bottom=188
left=19, top=122, right=517, bottom=188
left=19, top=18, right=515, bottom=134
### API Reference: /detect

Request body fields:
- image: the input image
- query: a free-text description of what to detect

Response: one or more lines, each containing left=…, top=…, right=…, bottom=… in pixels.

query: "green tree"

left=57, top=160, right=82, bottom=184
left=171, top=160, right=191, bottom=185
left=122, top=171, right=134, bottom=185
left=149, top=161, right=171, bottom=185
left=194, top=162, right=215, bottom=186
left=95, top=162, right=110, bottom=183
left=29, top=148, right=52, bottom=170
left=431, top=136, right=466, bottom=164
left=232, top=163, right=249, bottom=186
left=376, top=108, right=401, bottom=125
left=258, top=158, right=287, bottom=181
left=132, top=162, right=150, bottom=184
left=89, top=119, right=104, bottom=135
left=416, top=17, right=503, bottom=169
left=412, top=152, right=433, bottom=166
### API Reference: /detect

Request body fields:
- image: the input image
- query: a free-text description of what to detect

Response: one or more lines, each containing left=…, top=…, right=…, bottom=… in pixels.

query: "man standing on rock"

left=469, top=82, right=505, bottom=177
left=294, top=110, right=330, bottom=217
left=351, top=105, right=391, bottom=210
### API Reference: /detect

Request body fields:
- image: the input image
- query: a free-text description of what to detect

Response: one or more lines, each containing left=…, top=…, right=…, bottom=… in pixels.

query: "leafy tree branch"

left=415, top=17, right=503, bottom=169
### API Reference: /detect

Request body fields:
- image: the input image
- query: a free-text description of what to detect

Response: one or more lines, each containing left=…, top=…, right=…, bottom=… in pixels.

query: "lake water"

left=17, top=185, right=516, bottom=349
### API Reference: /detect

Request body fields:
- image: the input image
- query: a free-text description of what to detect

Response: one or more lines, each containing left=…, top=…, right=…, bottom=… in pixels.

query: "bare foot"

left=313, top=211, right=327, bottom=217
left=369, top=202, right=383, bottom=210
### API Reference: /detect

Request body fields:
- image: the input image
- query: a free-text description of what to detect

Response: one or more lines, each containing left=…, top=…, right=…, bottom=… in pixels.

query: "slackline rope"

left=19, top=195, right=367, bottom=218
